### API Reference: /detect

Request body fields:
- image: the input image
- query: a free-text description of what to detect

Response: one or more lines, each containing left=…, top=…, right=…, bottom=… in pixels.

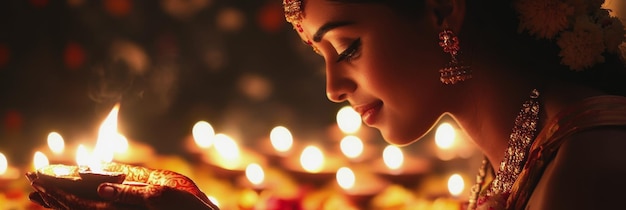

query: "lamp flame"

left=435, top=123, right=456, bottom=149
left=213, top=133, right=241, bottom=169
left=33, top=151, right=49, bottom=170
left=382, top=145, right=404, bottom=170
left=193, top=121, right=215, bottom=148
left=0, top=153, right=7, bottom=175
left=245, top=163, right=265, bottom=186
left=448, top=173, right=465, bottom=197
left=76, top=144, right=104, bottom=171
left=270, top=126, right=293, bottom=153
left=92, top=104, right=121, bottom=164
left=340, top=135, right=364, bottom=159
left=336, top=106, right=361, bottom=134
left=336, top=167, right=355, bottom=190
left=300, top=145, right=325, bottom=173
left=47, top=132, right=65, bottom=155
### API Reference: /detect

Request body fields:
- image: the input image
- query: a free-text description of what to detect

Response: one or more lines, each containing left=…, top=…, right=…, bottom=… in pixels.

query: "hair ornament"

left=515, top=0, right=626, bottom=71
left=283, top=0, right=304, bottom=24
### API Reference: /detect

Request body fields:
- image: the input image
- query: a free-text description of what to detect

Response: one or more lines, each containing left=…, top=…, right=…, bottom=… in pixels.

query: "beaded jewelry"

left=283, top=0, right=321, bottom=54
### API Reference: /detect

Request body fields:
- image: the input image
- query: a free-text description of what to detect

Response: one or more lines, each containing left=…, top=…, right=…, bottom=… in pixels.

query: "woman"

left=28, top=0, right=626, bottom=209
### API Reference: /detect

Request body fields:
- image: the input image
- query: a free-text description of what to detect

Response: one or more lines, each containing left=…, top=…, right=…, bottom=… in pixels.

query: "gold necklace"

left=467, top=89, right=540, bottom=210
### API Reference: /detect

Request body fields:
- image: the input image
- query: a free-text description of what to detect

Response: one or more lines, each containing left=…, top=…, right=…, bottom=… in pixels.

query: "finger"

left=28, top=192, right=51, bottom=208
left=33, top=180, right=113, bottom=210
left=98, top=183, right=218, bottom=210
left=25, top=172, right=38, bottom=182
left=31, top=180, right=68, bottom=209
left=146, top=169, right=206, bottom=199
left=98, top=183, right=159, bottom=205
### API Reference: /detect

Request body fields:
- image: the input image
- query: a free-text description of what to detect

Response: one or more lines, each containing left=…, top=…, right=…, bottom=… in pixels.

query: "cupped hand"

left=26, top=162, right=219, bottom=210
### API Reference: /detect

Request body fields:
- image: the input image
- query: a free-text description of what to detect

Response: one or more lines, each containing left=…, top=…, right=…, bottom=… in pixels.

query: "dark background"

left=0, top=0, right=351, bottom=165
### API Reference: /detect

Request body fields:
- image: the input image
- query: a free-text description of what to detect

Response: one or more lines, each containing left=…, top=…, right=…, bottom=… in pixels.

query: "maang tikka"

left=438, top=24, right=471, bottom=84
left=283, top=0, right=321, bottom=54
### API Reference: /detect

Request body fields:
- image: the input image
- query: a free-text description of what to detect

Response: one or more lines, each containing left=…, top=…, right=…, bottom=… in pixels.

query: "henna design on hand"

left=27, top=162, right=218, bottom=209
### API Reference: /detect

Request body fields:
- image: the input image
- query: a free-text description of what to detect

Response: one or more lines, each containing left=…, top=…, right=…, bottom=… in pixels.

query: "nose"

left=325, top=63, right=356, bottom=103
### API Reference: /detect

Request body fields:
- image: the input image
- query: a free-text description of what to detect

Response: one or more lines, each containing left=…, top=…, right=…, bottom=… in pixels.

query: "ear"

left=426, top=0, right=465, bottom=32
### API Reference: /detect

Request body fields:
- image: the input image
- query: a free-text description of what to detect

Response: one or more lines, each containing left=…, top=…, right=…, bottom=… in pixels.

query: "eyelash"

left=336, top=38, right=362, bottom=63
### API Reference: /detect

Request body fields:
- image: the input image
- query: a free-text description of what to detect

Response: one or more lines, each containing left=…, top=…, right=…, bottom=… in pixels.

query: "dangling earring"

left=438, top=24, right=471, bottom=84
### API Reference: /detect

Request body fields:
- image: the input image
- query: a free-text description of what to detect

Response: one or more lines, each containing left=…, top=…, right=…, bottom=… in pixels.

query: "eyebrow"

left=312, top=21, right=355, bottom=42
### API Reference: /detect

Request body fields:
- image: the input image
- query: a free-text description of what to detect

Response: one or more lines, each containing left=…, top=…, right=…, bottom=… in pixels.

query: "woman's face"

left=296, top=0, right=452, bottom=145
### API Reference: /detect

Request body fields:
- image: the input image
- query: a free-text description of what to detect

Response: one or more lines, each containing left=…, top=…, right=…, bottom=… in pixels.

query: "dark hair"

left=461, top=0, right=626, bottom=96
left=327, top=0, right=426, bottom=19
left=325, top=0, right=626, bottom=96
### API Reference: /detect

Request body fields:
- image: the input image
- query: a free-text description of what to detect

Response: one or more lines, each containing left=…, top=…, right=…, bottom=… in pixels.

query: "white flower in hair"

left=557, top=16, right=606, bottom=71
left=515, top=0, right=574, bottom=39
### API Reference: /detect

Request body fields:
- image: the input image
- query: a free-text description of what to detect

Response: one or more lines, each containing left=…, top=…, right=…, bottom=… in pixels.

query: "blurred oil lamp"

left=447, top=173, right=464, bottom=198
left=236, top=162, right=268, bottom=210
left=258, top=125, right=296, bottom=165
left=435, top=122, right=457, bottom=161
left=0, top=153, right=20, bottom=191
left=336, top=166, right=388, bottom=209
left=185, top=120, right=216, bottom=158
left=333, top=107, right=376, bottom=162
left=339, top=135, right=376, bottom=163
left=340, top=135, right=363, bottom=160
left=202, top=133, right=266, bottom=180
left=33, top=132, right=74, bottom=165
left=372, top=145, right=431, bottom=189
left=427, top=173, right=466, bottom=210
left=33, top=151, right=50, bottom=171
left=245, top=163, right=266, bottom=191
left=434, top=120, right=477, bottom=162
left=269, top=126, right=294, bottom=157
left=300, top=146, right=324, bottom=173
left=337, top=106, right=361, bottom=135
left=46, top=132, right=69, bottom=163
left=282, top=145, right=344, bottom=186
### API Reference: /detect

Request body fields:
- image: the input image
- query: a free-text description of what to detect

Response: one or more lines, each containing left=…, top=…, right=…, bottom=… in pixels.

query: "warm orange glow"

left=213, top=133, right=241, bottom=169
left=76, top=144, right=102, bottom=171
left=33, top=151, right=50, bottom=170
left=93, top=104, right=121, bottom=164
left=448, top=174, right=465, bottom=197
left=245, top=163, right=265, bottom=186
left=208, top=196, right=220, bottom=208
left=435, top=123, right=456, bottom=149
left=300, top=145, right=325, bottom=173
left=336, top=167, right=355, bottom=190
left=383, top=145, right=404, bottom=170
left=336, top=106, right=362, bottom=134
left=270, top=126, right=293, bottom=153
left=340, top=135, right=364, bottom=159
left=0, top=153, right=7, bottom=175
left=47, top=132, right=65, bottom=155
left=193, top=121, right=215, bottom=148
left=113, top=133, right=129, bottom=154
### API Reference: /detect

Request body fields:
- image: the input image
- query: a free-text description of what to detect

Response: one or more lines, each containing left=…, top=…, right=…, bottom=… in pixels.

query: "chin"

left=379, top=117, right=441, bottom=147
left=379, top=128, right=423, bottom=146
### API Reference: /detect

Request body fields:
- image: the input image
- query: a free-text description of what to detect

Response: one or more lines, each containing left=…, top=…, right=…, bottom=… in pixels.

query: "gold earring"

left=438, top=26, right=471, bottom=84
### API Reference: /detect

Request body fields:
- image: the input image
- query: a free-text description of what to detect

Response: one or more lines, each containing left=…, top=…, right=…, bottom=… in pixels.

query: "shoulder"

left=531, top=126, right=626, bottom=209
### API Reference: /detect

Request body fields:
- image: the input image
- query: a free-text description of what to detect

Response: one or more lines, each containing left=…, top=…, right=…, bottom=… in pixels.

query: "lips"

left=353, top=100, right=383, bottom=126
